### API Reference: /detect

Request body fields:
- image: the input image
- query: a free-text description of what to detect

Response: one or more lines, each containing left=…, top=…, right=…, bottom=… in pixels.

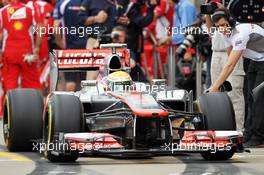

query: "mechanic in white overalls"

left=208, top=9, right=264, bottom=147
left=205, top=11, right=245, bottom=132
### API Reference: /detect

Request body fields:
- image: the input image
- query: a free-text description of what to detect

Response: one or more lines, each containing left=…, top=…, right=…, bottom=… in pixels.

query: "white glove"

left=24, top=54, right=37, bottom=64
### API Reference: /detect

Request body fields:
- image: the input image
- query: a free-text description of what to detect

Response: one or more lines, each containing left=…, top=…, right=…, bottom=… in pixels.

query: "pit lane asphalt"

left=0, top=120, right=264, bottom=175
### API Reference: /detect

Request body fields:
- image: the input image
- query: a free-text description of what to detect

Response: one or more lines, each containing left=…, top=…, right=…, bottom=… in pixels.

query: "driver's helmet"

left=106, top=71, right=133, bottom=92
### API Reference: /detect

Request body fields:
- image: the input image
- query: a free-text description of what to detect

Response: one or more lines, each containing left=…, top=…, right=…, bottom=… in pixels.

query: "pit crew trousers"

left=0, top=57, right=42, bottom=117
left=2, top=57, right=41, bottom=90
left=244, top=60, right=264, bottom=142
left=211, top=51, right=245, bottom=131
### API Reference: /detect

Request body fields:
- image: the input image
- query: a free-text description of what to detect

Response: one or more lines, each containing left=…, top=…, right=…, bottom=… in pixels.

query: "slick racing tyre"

left=44, top=94, right=82, bottom=162
left=3, top=89, right=43, bottom=151
left=196, top=92, right=236, bottom=160
left=196, top=92, right=236, bottom=131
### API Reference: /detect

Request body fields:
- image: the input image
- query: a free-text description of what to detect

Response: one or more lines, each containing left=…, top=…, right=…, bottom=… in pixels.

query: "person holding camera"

left=204, top=0, right=245, bottom=131
left=208, top=8, right=264, bottom=147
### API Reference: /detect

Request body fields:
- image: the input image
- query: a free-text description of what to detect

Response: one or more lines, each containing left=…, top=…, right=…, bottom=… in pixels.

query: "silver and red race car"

left=3, top=44, right=245, bottom=162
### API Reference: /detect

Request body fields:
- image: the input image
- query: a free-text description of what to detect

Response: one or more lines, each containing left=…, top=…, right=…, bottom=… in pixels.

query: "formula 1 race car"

left=2, top=44, right=244, bottom=162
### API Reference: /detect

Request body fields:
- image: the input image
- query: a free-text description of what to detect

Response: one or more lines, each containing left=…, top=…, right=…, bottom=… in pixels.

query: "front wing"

left=47, top=131, right=244, bottom=157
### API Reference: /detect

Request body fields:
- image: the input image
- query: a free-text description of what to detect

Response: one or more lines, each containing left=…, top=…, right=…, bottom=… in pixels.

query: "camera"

left=200, top=0, right=232, bottom=14
left=98, top=31, right=122, bottom=43
left=176, top=27, right=211, bottom=57
left=176, top=34, right=195, bottom=56
left=200, top=0, right=218, bottom=14
left=111, top=31, right=120, bottom=41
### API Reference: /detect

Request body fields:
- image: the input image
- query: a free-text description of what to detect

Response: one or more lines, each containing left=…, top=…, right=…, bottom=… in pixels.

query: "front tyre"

left=196, top=92, right=236, bottom=160
left=43, top=94, right=82, bottom=162
left=196, top=92, right=236, bottom=130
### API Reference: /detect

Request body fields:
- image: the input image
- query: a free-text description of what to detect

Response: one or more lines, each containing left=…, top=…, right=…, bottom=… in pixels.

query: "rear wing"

left=52, top=48, right=130, bottom=71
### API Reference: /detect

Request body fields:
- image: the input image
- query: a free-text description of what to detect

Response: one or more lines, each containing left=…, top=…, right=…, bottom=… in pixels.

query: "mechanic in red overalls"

left=0, top=0, right=42, bottom=117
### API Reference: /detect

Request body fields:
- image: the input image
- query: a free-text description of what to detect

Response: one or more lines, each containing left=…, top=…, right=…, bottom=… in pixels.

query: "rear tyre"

left=196, top=92, right=236, bottom=130
left=44, top=94, right=82, bottom=162
left=3, top=89, right=43, bottom=151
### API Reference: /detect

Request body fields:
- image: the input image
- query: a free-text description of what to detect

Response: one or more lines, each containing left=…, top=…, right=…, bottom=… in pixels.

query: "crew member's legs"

left=251, top=61, right=264, bottom=143
left=228, top=57, right=245, bottom=131
left=228, top=74, right=245, bottom=131
left=245, top=60, right=264, bottom=146
left=245, top=60, right=256, bottom=143
left=21, top=61, right=42, bottom=89
left=2, top=60, right=20, bottom=90
left=243, top=58, right=250, bottom=142
left=1, top=59, right=21, bottom=118
left=65, top=72, right=87, bottom=91
left=211, top=51, right=245, bottom=131
left=65, top=72, right=77, bottom=91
